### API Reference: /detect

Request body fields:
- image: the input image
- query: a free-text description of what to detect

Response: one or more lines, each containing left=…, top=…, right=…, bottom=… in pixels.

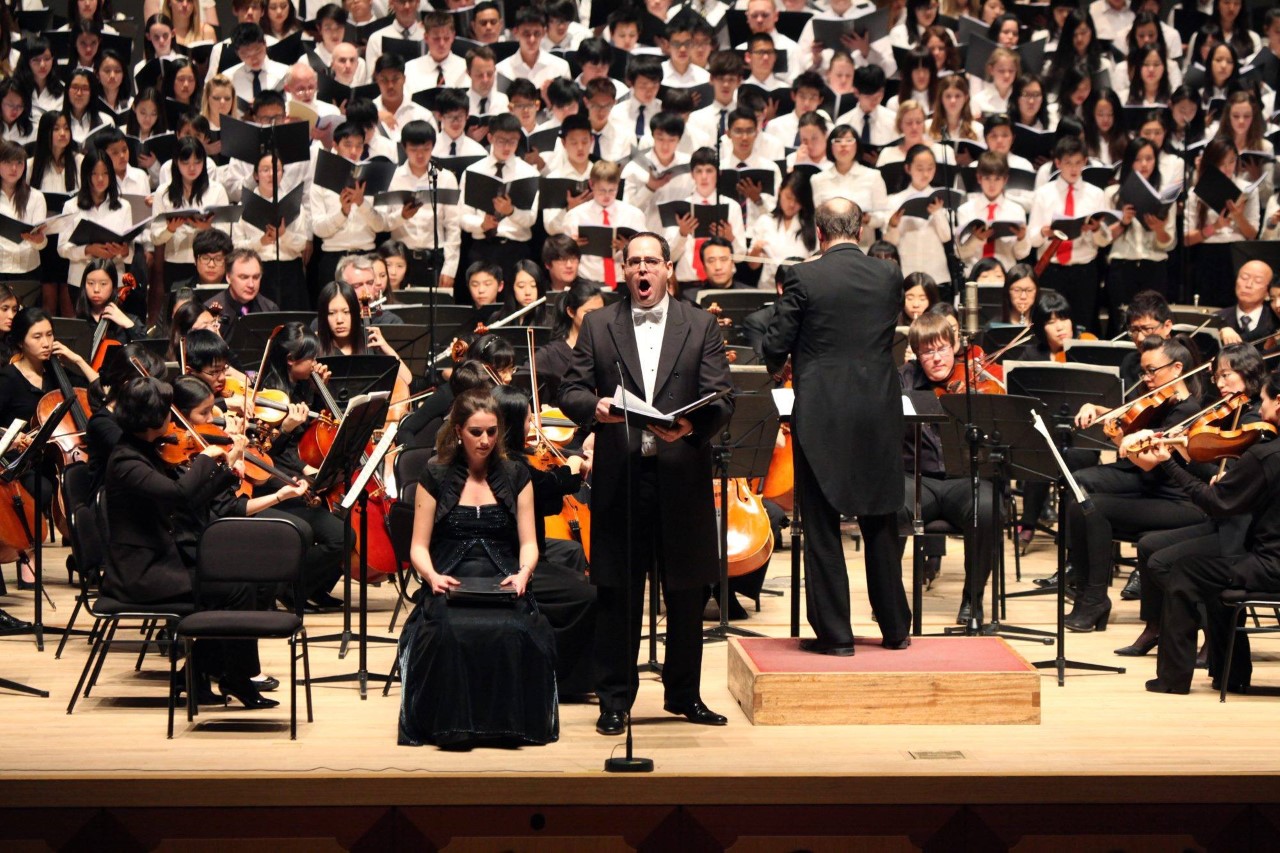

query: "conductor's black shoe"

left=595, top=710, right=627, bottom=736
left=799, top=638, right=856, bottom=657
left=664, top=701, right=728, bottom=726
left=0, top=608, right=32, bottom=635
left=308, top=591, right=345, bottom=610
left=882, top=636, right=911, bottom=650
left=1145, top=678, right=1190, bottom=695
left=1120, top=570, right=1142, bottom=601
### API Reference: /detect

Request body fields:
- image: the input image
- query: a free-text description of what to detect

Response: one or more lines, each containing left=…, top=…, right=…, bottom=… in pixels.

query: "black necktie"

left=450, top=140, right=457, bottom=156
left=592, top=132, right=602, bottom=160
left=636, top=105, right=646, bottom=138
left=252, top=69, right=262, bottom=98
left=436, top=67, right=445, bottom=87
left=718, top=109, right=727, bottom=137
left=401, top=27, right=411, bottom=39
left=1241, top=314, right=1252, bottom=333
left=494, top=161, right=504, bottom=180
left=478, top=96, right=488, bottom=114
left=860, top=112, right=871, bottom=146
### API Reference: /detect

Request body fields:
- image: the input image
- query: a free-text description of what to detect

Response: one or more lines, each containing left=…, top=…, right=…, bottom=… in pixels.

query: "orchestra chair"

left=169, top=517, right=312, bottom=739
left=67, top=493, right=193, bottom=715
left=54, top=463, right=99, bottom=660
left=1216, top=589, right=1280, bottom=703
left=385, top=446, right=433, bottom=633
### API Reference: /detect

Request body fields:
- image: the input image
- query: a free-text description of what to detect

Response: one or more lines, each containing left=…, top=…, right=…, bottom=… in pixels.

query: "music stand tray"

left=377, top=324, right=432, bottom=378
left=1063, top=339, right=1135, bottom=370
left=51, top=318, right=94, bottom=363
left=390, top=304, right=475, bottom=331
left=1005, top=361, right=1121, bottom=453
left=4, top=280, right=41, bottom=308
left=310, top=393, right=390, bottom=498
left=484, top=325, right=553, bottom=351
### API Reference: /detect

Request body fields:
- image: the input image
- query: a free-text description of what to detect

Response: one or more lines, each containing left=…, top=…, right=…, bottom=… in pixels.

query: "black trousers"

left=270, top=501, right=345, bottom=602
left=260, top=259, right=309, bottom=311
left=1188, top=243, right=1236, bottom=308
left=157, top=580, right=259, bottom=680
left=1106, top=258, right=1169, bottom=338
left=1138, top=521, right=1217, bottom=624
left=795, top=441, right=909, bottom=645
left=1157, top=553, right=1280, bottom=689
left=1018, top=448, right=1096, bottom=529
left=593, top=460, right=705, bottom=713
left=1040, top=261, right=1101, bottom=334
left=1064, top=464, right=1208, bottom=591
left=900, top=474, right=996, bottom=608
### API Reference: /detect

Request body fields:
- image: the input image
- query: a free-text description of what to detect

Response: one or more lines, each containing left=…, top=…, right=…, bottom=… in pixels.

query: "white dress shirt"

left=540, top=162, right=592, bottom=236
left=686, top=98, right=738, bottom=151
left=310, top=179, right=387, bottom=253
left=810, top=161, right=889, bottom=248
left=1104, top=183, right=1177, bottom=262
left=0, top=189, right=46, bottom=273
left=382, top=162, right=461, bottom=279
left=719, top=151, right=782, bottom=225
left=496, top=50, right=572, bottom=89
left=231, top=188, right=311, bottom=262
left=661, top=62, right=711, bottom=87
left=884, top=184, right=953, bottom=284
left=365, top=20, right=425, bottom=69
left=1028, top=177, right=1114, bottom=265
left=457, top=154, right=540, bottom=242
left=835, top=104, right=898, bottom=147
left=58, top=196, right=136, bottom=287
left=1184, top=179, right=1260, bottom=245
left=667, top=191, right=746, bottom=282
left=956, top=193, right=1031, bottom=274
left=467, top=87, right=507, bottom=116
left=373, top=96, right=433, bottom=144
left=404, top=53, right=469, bottom=94
left=564, top=198, right=646, bottom=285
left=150, top=183, right=232, bottom=264
left=749, top=213, right=814, bottom=291
left=226, top=60, right=289, bottom=104
left=622, top=150, right=694, bottom=233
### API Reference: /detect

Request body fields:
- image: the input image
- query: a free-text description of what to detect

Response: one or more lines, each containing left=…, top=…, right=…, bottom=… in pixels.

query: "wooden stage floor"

left=4, top=533, right=1280, bottom=850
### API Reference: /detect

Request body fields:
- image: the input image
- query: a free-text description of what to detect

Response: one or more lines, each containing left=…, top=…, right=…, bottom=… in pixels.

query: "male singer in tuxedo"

left=762, top=198, right=912, bottom=655
left=560, top=231, right=735, bottom=736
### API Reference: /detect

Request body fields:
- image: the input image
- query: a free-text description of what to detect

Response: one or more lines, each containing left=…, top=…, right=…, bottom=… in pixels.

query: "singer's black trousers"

left=593, top=459, right=705, bottom=713
left=1040, top=262, right=1101, bottom=335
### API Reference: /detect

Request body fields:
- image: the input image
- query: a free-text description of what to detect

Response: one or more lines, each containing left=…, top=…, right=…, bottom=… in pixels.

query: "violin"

left=1103, top=384, right=1186, bottom=439
left=155, top=420, right=300, bottom=486
left=1052, top=331, right=1099, bottom=363
left=89, top=273, right=139, bottom=372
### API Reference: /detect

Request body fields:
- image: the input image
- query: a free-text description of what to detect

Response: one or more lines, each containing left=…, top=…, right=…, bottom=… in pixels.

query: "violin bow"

left=248, top=325, right=285, bottom=422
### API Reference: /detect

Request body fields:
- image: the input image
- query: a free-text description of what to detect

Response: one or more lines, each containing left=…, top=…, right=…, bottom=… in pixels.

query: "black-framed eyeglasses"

left=1138, top=361, right=1175, bottom=379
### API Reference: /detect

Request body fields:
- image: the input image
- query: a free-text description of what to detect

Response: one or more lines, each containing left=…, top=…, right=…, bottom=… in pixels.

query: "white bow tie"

left=633, top=307, right=664, bottom=325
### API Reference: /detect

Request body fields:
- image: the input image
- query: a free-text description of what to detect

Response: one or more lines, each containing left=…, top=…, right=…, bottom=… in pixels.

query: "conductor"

left=762, top=198, right=912, bottom=655
left=560, top=231, right=735, bottom=736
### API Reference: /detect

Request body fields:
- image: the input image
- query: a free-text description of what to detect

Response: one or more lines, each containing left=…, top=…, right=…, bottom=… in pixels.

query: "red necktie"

left=983, top=202, right=997, bottom=258
left=692, top=201, right=709, bottom=281
left=601, top=207, right=617, bottom=288
left=1055, top=184, right=1074, bottom=265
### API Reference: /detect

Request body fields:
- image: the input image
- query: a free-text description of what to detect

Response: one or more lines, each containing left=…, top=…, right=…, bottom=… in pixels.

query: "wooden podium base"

left=728, top=636, right=1041, bottom=725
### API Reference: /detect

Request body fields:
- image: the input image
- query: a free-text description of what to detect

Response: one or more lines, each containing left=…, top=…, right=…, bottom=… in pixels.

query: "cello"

left=88, top=273, right=139, bottom=372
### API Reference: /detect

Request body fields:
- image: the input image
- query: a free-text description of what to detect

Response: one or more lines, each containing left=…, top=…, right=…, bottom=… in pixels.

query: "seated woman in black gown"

left=398, top=388, right=558, bottom=748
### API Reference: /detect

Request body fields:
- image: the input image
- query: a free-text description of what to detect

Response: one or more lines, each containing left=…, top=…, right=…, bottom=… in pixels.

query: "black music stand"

left=2, top=396, right=77, bottom=654
left=50, top=319, right=94, bottom=362
left=391, top=304, right=475, bottom=330
left=1027, top=410, right=1126, bottom=686
left=935, top=394, right=1057, bottom=642
left=304, top=394, right=394, bottom=699
left=1064, top=340, right=1136, bottom=370
left=378, top=325, right=432, bottom=380
left=225, top=312, right=315, bottom=369
left=316, top=355, right=399, bottom=408
left=1005, top=362, right=1122, bottom=454
left=483, top=325, right=553, bottom=351
left=705, top=372, right=779, bottom=642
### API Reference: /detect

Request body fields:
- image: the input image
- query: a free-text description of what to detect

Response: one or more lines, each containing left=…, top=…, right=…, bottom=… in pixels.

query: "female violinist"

left=256, top=322, right=345, bottom=610
left=1060, top=335, right=1211, bottom=632
left=75, top=260, right=143, bottom=352
left=1116, top=343, right=1269, bottom=659
left=397, top=388, right=557, bottom=747
left=85, top=343, right=167, bottom=497
left=102, top=375, right=279, bottom=709
left=494, top=385, right=597, bottom=696
left=535, top=279, right=604, bottom=404
left=314, top=280, right=413, bottom=389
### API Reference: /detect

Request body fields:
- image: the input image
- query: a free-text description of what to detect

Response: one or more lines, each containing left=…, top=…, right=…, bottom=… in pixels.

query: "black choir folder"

left=462, top=171, right=538, bottom=213
left=609, top=386, right=731, bottom=429
left=242, top=184, right=307, bottom=231
left=313, top=149, right=397, bottom=196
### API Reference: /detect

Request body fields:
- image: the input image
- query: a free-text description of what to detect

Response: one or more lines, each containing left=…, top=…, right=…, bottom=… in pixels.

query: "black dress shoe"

left=1145, top=678, right=1190, bottom=695
left=799, top=638, right=856, bottom=657
left=173, top=669, right=223, bottom=705
left=663, top=701, right=727, bottom=726
left=1120, top=570, right=1142, bottom=601
left=882, top=636, right=911, bottom=650
left=218, top=678, right=280, bottom=710
left=309, top=591, right=345, bottom=610
left=251, top=674, right=280, bottom=692
left=1114, top=633, right=1159, bottom=656
left=596, top=710, right=627, bottom=736
left=0, top=608, right=32, bottom=636
left=1211, top=677, right=1250, bottom=694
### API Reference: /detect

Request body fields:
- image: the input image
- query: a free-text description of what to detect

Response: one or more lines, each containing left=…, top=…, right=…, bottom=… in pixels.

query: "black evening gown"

left=398, top=502, right=559, bottom=747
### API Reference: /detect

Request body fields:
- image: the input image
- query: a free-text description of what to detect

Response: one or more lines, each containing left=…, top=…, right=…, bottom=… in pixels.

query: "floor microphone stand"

left=606, top=364, right=653, bottom=773
left=427, top=161, right=441, bottom=386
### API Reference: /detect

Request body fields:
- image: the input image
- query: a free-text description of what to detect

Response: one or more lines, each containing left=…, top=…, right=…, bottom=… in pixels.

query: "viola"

left=34, top=355, right=92, bottom=469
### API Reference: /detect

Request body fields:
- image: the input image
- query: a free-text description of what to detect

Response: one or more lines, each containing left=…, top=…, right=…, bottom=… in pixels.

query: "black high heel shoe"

left=172, top=668, right=223, bottom=705
left=1114, top=632, right=1159, bottom=656
left=1065, top=596, right=1111, bottom=632
left=218, top=677, right=280, bottom=710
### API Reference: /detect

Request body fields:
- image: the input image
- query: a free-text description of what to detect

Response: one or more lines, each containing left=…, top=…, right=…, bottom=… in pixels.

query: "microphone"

left=964, top=279, right=979, bottom=338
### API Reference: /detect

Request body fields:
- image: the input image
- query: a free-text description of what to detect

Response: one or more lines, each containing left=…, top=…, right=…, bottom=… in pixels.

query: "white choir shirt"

left=310, top=173, right=388, bottom=253
left=686, top=98, right=737, bottom=151
left=1184, top=179, right=1260, bottom=245
left=661, top=62, right=711, bottom=87
left=1110, top=60, right=1183, bottom=99
left=404, top=53, right=469, bottom=94
left=226, top=59, right=289, bottom=104
left=564, top=198, right=647, bottom=285
left=27, top=155, right=82, bottom=194
left=0, top=189, right=46, bottom=274
left=764, top=111, right=813, bottom=148
left=733, top=33, right=800, bottom=85
left=231, top=188, right=311, bottom=262
left=541, top=22, right=590, bottom=54
left=1112, top=19, right=1184, bottom=60
left=436, top=132, right=487, bottom=160
left=29, top=86, right=63, bottom=118
left=495, top=50, right=572, bottom=90
left=667, top=191, right=746, bottom=283
left=835, top=103, right=898, bottom=147
left=311, top=45, right=372, bottom=86
left=383, top=162, right=461, bottom=279
left=971, top=83, right=1011, bottom=118
left=467, top=87, right=507, bottom=117
left=796, top=4, right=891, bottom=74
left=633, top=291, right=669, bottom=456
left=66, top=110, right=108, bottom=145
left=58, top=196, right=135, bottom=287
left=749, top=213, right=814, bottom=292
left=1088, top=0, right=1134, bottom=44
left=955, top=193, right=1031, bottom=274
left=810, top=161, right=889, bottom=249
left=364, top=20, right=425, bottom=69
left=620, top=96, right=663, bottom=147
left=621, top=150, right=695, bottom=233
left=373, top=96, right=433, bottom=144
left=1028, top=177, right=1114, bottom=265
left=540, top=161, right=592, bottom=236
left=718, top=151, right=782, bottom=225
left=1103, top=183, right=1176, bottom=262
left=457, top=154, right=540, bottom=242
left=150, top=183, right=232, bottom=264
left=884, top=184, right=953, bottom=284
left=2, top=122, right=37, bottom=147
